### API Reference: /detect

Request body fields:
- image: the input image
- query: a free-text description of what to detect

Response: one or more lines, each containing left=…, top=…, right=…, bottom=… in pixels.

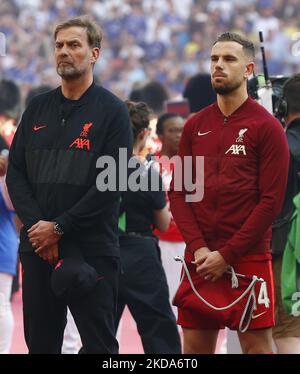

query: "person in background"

left=130, top=80, right=171, bottom=157
left=272, top=74, right=300, bottom=353
left=142, top=80, right=170, bottom=117
left=0, top=80, right=21, bottom=147
left=0, top=140, right=18, bottom=354
left=0, top=79, right=20, bottom=353
left=115, top=101, right=181, bottom=354
left=154, top=112, right=185, bottom=317
left=183, top=73, right=216, bottom=114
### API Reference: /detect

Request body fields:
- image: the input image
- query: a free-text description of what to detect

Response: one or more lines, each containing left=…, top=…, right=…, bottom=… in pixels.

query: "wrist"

left=194, top=247, right=210, bottom=255
left=216, top=250, right=228, bottom=266
left=53, top=222, right=64, bottom=236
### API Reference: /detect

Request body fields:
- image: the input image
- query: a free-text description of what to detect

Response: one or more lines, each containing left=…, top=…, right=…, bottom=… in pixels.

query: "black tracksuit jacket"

left=6, top=82, right=133, bottom=256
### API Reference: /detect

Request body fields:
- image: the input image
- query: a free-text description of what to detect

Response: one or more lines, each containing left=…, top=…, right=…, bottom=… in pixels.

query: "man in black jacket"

left=6, top=16, right=132, bottom=354
left=272, top=74, right=300, bottom=353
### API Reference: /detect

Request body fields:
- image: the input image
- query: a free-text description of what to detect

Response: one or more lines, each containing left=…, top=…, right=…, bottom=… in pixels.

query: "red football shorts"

left=173, top=259, right=275, bottom=331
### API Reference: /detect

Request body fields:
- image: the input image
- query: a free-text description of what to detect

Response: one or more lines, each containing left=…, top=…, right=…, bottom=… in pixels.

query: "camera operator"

left=272, top=74, right=300, bottom=354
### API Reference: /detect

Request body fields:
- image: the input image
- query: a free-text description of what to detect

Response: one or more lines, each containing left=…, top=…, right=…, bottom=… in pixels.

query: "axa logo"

left=225, top=144, right=246, bottom=155
left=236, top=128, right=248, bottom=143
left=69, top=122, right=92, bottom=151
left=69, top=138, right=90, bottom=151
left=80, top=122, right=93, bottom=137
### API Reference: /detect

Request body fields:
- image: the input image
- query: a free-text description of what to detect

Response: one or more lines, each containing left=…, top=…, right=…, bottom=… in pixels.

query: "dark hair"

left=0, top=79, right=21, bottom=120
left=283, top=74, right=300, bottom=114
left=129, top=87, right=145, bottom=102
left=183, top=73, right=216, bottom=112
left=25, top=85, right=53, bottom=107
left=156, top=112, right=181, bottom=136
left=125, top=100, right=151, bottom=140
left=142, top=81, right=169, bottom=114
left=213, top=32, right=255, bottom=59
left=54, top=15, right=102, bottom=49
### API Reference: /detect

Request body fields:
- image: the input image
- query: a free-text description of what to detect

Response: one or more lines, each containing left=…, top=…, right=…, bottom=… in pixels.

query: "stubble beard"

left=57, top=63, right=83, bottom=80
left=212, top=79, right=243, bottom=95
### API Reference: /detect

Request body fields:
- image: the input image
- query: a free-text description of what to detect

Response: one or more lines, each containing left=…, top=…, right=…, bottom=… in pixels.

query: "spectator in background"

left=0, top=147, right=18, bottom=354
left=0, top=79, right=21, bottom=298
left=154, top=112, right=185, bottom=317
left=0, top=149, right=18, bottom=354
left=129, top=80, right=170, bottom=117
left=142, top=80, right=170, bottom=116
left=253, top=0, right=280, bottom=36
left=130, top=80, right=171, bottom=156
left=183, top=73, right=216, bottom=113
left=129, top=84, right=146, bottom=103
left=1, top=0, right=300, bottom=101
left=0, top=80, right=21, bottom=145
left=0, top=79, right=20, bottom=354
left=272, top=74, right=300, bottom=354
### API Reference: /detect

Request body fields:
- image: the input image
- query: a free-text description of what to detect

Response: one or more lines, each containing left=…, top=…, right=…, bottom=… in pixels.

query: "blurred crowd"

left=0, top=0, right=300, bottom=104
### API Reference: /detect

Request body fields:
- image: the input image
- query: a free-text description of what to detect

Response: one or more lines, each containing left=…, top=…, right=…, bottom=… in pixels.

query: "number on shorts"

left=258, top=281, right=270, bottom=308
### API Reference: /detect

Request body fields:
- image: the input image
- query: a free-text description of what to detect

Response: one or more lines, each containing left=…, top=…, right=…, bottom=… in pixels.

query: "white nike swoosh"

left=251, top=311, right=267, bottom=320
left=198, top=131, right=212, bottom=136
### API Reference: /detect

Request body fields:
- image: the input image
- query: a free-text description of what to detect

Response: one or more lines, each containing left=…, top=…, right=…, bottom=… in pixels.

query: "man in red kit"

left=169, top=32, right=290, bottom=354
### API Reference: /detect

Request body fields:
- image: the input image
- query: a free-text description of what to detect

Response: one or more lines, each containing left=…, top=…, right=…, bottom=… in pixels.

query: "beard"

left=212, top=78, right=243, bottom=95
left=56, top=62, right=83, bottom=79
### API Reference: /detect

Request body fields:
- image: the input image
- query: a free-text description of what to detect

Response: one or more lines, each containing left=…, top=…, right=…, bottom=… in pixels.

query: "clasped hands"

left=27, top=220, right=61, bottom=265
left=193, top=247, right=228, bottom=282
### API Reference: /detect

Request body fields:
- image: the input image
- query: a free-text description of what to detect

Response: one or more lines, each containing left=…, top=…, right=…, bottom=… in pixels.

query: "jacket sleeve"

left=6, top=110, right=45, bottom=228
left=55, top=104, right=133, bottom=234
left=169, top=119, right=208, bottom=253
left=219, top=119, right=290, bottom=264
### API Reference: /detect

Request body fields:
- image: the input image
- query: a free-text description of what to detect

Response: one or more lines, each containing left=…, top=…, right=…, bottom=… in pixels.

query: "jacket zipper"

left=47, top=113, right=71, bottom=214
left=214, top=116, right=229, bottom=246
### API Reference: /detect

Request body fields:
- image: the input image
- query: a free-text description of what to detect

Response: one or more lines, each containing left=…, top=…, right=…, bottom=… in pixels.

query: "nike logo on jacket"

left=33, top=125, right=47, bottom=131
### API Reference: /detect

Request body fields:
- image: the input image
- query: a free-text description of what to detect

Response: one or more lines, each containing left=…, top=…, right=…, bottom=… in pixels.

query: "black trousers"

left=116, top=236, right=181, bottom=354
left=20, top=251, right=120, bottom=354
